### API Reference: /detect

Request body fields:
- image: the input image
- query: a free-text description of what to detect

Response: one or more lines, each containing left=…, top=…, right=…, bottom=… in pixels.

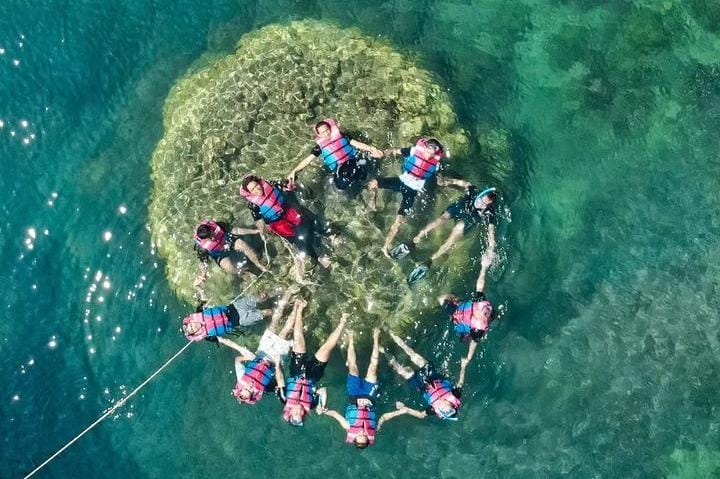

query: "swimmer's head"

left=426, top=138, right=443, bottom=153
left=182, top=320, right=202, bottom=336
left=237, top=387, right=254, bottom=402
left=435, top=399, right=458, bottom=420
left=354, top=434, right=370, bottom=449
left=474, top=187, right=497, bottom=210
left=242, top=175, right=263, bottom=196
left=284, top=405, right=306, bottom=426
left=314, top=121, right=332, bottom=140
left=196, top=224, right=213, bottom=239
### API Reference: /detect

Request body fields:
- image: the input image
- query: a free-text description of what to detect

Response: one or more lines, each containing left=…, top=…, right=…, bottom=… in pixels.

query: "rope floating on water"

left=24, top=270, right=270, bottom=478
left=23, top=341, right=193, bottom=478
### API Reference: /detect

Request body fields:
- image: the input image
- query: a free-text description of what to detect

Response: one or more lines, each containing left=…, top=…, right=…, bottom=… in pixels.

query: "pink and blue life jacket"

left=233, top=356, right=275, bottom=404
left=402, top=138, right=443, bottom=180
left=182, top=306, right=233, bottom=342
left=239, top=178, right=286, bottom=223
left=344, top=404, right=377, bottom=445
left=451, top=299, right=493, bottom=338
left=423, top=379, right=462, bottom=419
left=314, top=118, right=357, bottom=172
left=193, top=220, right=229, bottom=259
left=282, top=376, right=316, bottom=423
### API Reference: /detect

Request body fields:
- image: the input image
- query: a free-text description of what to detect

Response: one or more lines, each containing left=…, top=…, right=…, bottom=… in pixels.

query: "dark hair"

left=242, top=175, right=259, bottom=190
left=315, top=121, right=331, bottom=131
left=426, top=138, right=444, bottom=154
left=196, top=224, right=212, bottom=239
left=354, top=438, right=370, bottom=449
left=485, top=191, right=497, bottom=202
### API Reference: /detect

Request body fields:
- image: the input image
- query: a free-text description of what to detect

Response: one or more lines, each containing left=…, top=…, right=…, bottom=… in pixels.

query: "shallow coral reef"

left=149, top=20, right=481, bottom=339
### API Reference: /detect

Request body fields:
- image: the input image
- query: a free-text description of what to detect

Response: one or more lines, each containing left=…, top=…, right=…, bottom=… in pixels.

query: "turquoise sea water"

left=3, top=1, right=720, bottom=477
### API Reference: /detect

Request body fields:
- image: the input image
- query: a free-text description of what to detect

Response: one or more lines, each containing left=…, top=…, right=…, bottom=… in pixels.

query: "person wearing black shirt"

left=191, top=220, right=268, bottom=301
left=390, top=181, right=498, bottom=284
left=274, top=299, right=347, bottom=426
left=287, top=119, right=383, bottom=191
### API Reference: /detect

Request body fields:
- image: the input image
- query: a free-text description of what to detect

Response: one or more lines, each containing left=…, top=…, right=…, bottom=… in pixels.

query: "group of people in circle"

left=180, top=118, right=501, bottom=448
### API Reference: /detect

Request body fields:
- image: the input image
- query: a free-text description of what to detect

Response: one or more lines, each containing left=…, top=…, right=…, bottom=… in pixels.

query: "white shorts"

left=257, top=329, right=292, bottom=357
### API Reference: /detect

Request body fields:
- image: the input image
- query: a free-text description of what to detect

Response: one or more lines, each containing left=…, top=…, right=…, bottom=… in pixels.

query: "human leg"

left=314, top=313, right=348, bottom=363
left=412, top=212, right=451, bottom=245
left=267, top=288, right=294, bottom=333
left=365, top=328, right=380, bottom=383
left=383, top=214, right=405, bottom=255
left=382, top=349, right=414, bottom=380
left=291, top=299, right=308, bottom=354
left=218, top=256, right=240, bottom=275
left=232, top=237, right=267, bottom=272
left=346, top=330, right=359, bottom=376
left=429, top=222, right=466, bottom=262
left=388, top=332, right=427, bottom=368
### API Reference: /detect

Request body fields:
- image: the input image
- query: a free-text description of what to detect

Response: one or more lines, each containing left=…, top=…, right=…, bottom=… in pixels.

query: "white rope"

left=229, top=269, right=269, bottom=304
left=23, top=341, right=193, bottom=479
left=24, top=267, right=272, bottom=478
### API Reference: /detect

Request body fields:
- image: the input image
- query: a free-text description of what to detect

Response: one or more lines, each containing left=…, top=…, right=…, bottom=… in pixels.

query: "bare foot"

left=318, top=255, right=332, bottom=268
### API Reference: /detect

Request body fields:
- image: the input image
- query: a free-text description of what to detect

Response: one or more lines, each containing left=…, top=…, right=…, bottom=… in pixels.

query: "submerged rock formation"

left=149, top=20, right=492, bottom=339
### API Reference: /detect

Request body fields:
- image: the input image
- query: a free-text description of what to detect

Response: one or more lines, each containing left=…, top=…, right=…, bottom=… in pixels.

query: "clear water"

left=3, top=0, right=720, bottom=477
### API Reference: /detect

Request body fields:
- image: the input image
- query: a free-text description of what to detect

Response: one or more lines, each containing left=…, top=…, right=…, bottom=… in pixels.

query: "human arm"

left=315, top=387, right=328, bottom=412
left=436, top=175, right=471, bottom=189
left=318, top=408, right=350, bottom=429
left=275, top=359, right=286, bottom=391
left=456, top=340, right=478, bottom=388
left=485, top=223, right=497, bottom=257
left=475, top=227, right=496, bottom=293
left=383, top=145, right=412, bottom=157
left=231, top=226, right=262, bottom=236
left=350, top=139, right=383, bottom=158
left=377, top=401, right=427, bottom=430
left=287, top=154, right=317, bottom=183
left=226, top=341, right=255, bottom=359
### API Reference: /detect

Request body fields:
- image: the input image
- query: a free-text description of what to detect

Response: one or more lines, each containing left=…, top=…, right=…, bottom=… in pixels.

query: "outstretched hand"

left=369, top=146, right=384, bottom=159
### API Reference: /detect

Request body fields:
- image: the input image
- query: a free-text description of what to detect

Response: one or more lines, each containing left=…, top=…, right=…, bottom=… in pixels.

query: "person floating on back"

left=438, top=251, right=497, bottom=359
left=383, top=331, right=476, bottom=421
left=231, top=288, right=297, bottom=405
left=319, top=328, right=425, bottom=449
left=192, top=219, right=269, bottom=301
left=391, top=182, right=498, bottom=284
left=181, top=294, right=274, bottom=350
left=275, top=299, right=347, bottom=426
left=367, top=137, right=449, bottom=258
left=287, top=119, right=383, bottom=191
left=239, top=175, right=330, bottom=281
